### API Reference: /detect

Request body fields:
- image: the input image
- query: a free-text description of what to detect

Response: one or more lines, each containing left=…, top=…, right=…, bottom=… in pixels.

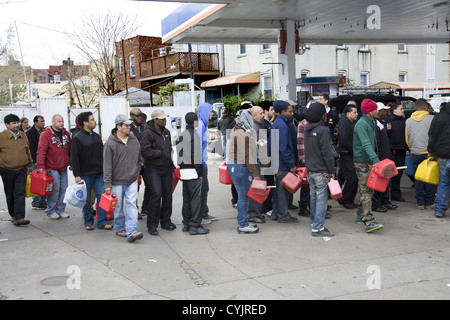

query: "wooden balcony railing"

left=140, top=52, right=220, bottom=79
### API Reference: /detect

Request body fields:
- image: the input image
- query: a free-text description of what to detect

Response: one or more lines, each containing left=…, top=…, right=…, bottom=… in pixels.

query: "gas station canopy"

left=139, top=0, right=450, bottom=45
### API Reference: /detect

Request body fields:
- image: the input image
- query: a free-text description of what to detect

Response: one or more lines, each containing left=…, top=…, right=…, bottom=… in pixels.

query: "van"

left=329, top=94, right=416, bottom=118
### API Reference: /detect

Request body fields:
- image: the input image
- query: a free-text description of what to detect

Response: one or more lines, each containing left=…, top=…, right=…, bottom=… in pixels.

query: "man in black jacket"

left=337, top=105, right=358, bottom=209
left=71, top=111, right=113, bottom=231
left=385, top=103, right=407, bottom=201
left=372, top=103, right=398, bottom=212
left=428, top=103, right=450, bottom=218
left=304, top=103, right=336, bottom=237
left=140, top=109, right=175, bottom=236
left=176, top=112, right=209, bottom=235
left=26, top=115, right=47, bottom=209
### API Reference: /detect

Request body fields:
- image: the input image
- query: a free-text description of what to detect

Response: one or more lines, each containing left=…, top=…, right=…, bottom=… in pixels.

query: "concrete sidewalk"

left=1, top=153, right=450, bottom=300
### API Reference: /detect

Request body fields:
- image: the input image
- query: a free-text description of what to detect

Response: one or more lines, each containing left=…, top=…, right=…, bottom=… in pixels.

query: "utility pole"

left=14, top=20, right=30, bottom=102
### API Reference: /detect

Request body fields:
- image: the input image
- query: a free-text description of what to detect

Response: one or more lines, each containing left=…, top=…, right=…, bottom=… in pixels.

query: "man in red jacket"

left=37, top=114, right=71, bottom=220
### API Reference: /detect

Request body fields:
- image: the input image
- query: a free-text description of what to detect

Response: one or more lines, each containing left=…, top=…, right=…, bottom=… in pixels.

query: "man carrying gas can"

left=353, top=99, right=384, bottom=233
left=103, top=114, right=143, bottom=242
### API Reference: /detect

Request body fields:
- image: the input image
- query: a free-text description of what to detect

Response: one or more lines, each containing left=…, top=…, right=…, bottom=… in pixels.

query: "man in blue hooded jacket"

left=270, top=100, right=299, bottom=223
left=196, top=103, right=218, bottom=223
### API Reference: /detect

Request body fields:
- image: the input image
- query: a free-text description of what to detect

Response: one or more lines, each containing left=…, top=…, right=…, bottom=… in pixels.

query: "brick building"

left=115, top=35, right=167, bottom=91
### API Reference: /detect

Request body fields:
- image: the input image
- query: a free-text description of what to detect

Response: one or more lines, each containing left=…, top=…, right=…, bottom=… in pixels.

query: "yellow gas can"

left=415, top=158, right=440, bottom=185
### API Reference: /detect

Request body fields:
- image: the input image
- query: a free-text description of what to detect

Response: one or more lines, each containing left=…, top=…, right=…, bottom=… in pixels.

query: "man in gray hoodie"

left=103, top=114, right=143, bottom=242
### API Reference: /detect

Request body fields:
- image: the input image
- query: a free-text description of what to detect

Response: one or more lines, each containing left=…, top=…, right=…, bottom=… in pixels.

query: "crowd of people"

left=0, top=97, right=449, bottom=241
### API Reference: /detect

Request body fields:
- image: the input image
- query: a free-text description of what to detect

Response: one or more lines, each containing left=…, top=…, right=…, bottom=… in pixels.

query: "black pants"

left=139, top=166, right=151, bottom=212
left=0, top=166, right=27, bottom=220
left=262, top=174, right=275, bottom=214
left=182, top=178, right=203, bottom=228
left=146, top=166, right=173, bottom=229
left=338, top=154, right=358, bottom=204
left=390, top=150, right=406, bottom=200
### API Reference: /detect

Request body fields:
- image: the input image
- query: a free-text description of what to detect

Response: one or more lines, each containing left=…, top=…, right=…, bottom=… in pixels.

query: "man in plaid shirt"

left=297, top=118, right=310, bottom=216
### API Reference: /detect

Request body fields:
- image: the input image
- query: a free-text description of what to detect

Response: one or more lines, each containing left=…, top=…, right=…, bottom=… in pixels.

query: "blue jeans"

left=227, top=162, right=252, bottom=228
left=309, top=172, right=330, bottom=231
left=112, top=182, right=139, bottom=238
left=81, top=173, right=108, bottom=227
left=272, top=171, right=291, bottom=221
left=45, top=170, right=68, bottom=216
left=435, top=158, right=450, bottom=216
left=411, top=154, right=437, bottom=206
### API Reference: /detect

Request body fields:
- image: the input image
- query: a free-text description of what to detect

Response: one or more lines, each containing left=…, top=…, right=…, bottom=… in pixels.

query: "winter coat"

left=304, top=121, right=335, bottom=174
left=140, top=120, right=173, bottom=169
left=103, top=131, right=141, bottom=189
left=353, top=115, right=380, bottom=164
left=36, top=126, right=71, bottom=171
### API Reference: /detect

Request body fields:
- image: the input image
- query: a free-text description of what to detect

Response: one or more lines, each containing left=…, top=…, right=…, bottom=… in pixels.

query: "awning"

left=373, top=81, right=450, bottom=91
left=201, top=72, right=260, bottom=88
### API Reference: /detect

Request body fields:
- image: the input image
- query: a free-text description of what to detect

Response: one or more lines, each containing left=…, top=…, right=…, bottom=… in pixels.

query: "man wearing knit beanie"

left=304, top=102, right=336, bottom=237
left=353, top=99, right=384, bottom=233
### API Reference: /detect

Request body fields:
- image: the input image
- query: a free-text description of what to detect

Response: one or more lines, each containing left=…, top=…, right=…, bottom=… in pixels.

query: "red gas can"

left=219, top=163, right=233, bottom=185
left=249, top=179, right=267, bottom=196
left=172, top=168, right=181, bottom=193
left=282, top=172, right=302, bottom=194
left=328, top=178, right=343, bottom=200
left=373, top=159, right=398, bottom=178
left=367, top=169, right=390, bottom=192
left=297, top=167, right=309, bottom=184
left=247, top=188, right=270, bottom=204
left=30, top=170, right=54, bottom=196
left=99, top=193, right=117, bottom=221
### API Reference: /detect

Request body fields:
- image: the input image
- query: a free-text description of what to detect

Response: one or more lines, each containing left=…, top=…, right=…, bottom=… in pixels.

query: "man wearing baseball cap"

left=103, top=114, right=143, bottom=242
left=353, top=99, right=384, bottom=233
left=140, top=109, right=175, bottom=236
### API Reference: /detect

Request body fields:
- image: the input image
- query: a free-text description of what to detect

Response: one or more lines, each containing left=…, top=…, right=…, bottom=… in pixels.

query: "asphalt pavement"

left=1, top=152, right=449, bottom=302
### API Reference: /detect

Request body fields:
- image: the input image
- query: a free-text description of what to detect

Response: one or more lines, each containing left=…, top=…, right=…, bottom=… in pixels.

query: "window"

left=399, top=72, right=407, bottom=82
left=360, top=73, right=370, bottom=87
left=300, top=70, right=309, bottom=78
left=129, top=55, right=135, bottom=78
left=359, top=44, right=369, bottom=52
left=238, top=44, right=247, bottom=56
left=32, top=88, right=39, bottom=98
left=398, top=44, right=407, bottom=53
left=263, top=76, right=272, bottom=97
left=261, top=44, right=271, bottom=52
left=119, top=58, right=123, bottom=74
left=338, top=70, right=347, bottom=77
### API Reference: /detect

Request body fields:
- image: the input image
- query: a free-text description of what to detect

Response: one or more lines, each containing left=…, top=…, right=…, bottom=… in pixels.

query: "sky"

left=0, top=0, right=182, bottom=68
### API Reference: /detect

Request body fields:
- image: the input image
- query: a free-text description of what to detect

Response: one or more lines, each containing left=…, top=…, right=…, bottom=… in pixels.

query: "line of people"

left=219, top=97, right=450, bottom=237
left=1, top=98, right=448, bottom=240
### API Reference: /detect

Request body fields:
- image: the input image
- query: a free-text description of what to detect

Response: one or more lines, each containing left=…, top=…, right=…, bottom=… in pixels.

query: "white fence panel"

left=39, top=98, right=69, bottom=132
left=99, top=96, right=127, bottom=141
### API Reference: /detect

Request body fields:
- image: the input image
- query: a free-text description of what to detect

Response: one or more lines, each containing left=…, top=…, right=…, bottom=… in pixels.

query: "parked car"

left=329, top=94, right=417, bottom=118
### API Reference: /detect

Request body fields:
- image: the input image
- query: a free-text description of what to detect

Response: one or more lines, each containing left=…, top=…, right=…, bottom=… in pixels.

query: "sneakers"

left=355, top=214, right=364, bottom=225
left=127, top=232, right=144, bottom=242
left=416, top=205, right=425, bottom=210
left=365, top=222, right=384, bottom=233
left=237, top=225, right=259, bottom=234
left=189, top=226, right=210, bottom=235
left=60, top=213, right=70, bottom=219
left=278, top=216, right=298, bottom=223
left=312, top=228, right=334, bottom=237
left=47, top=213, right=60, bottom=220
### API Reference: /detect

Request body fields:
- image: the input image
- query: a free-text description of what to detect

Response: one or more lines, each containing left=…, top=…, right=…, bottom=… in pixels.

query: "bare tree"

left=67, top=11, right=140, bottom=97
